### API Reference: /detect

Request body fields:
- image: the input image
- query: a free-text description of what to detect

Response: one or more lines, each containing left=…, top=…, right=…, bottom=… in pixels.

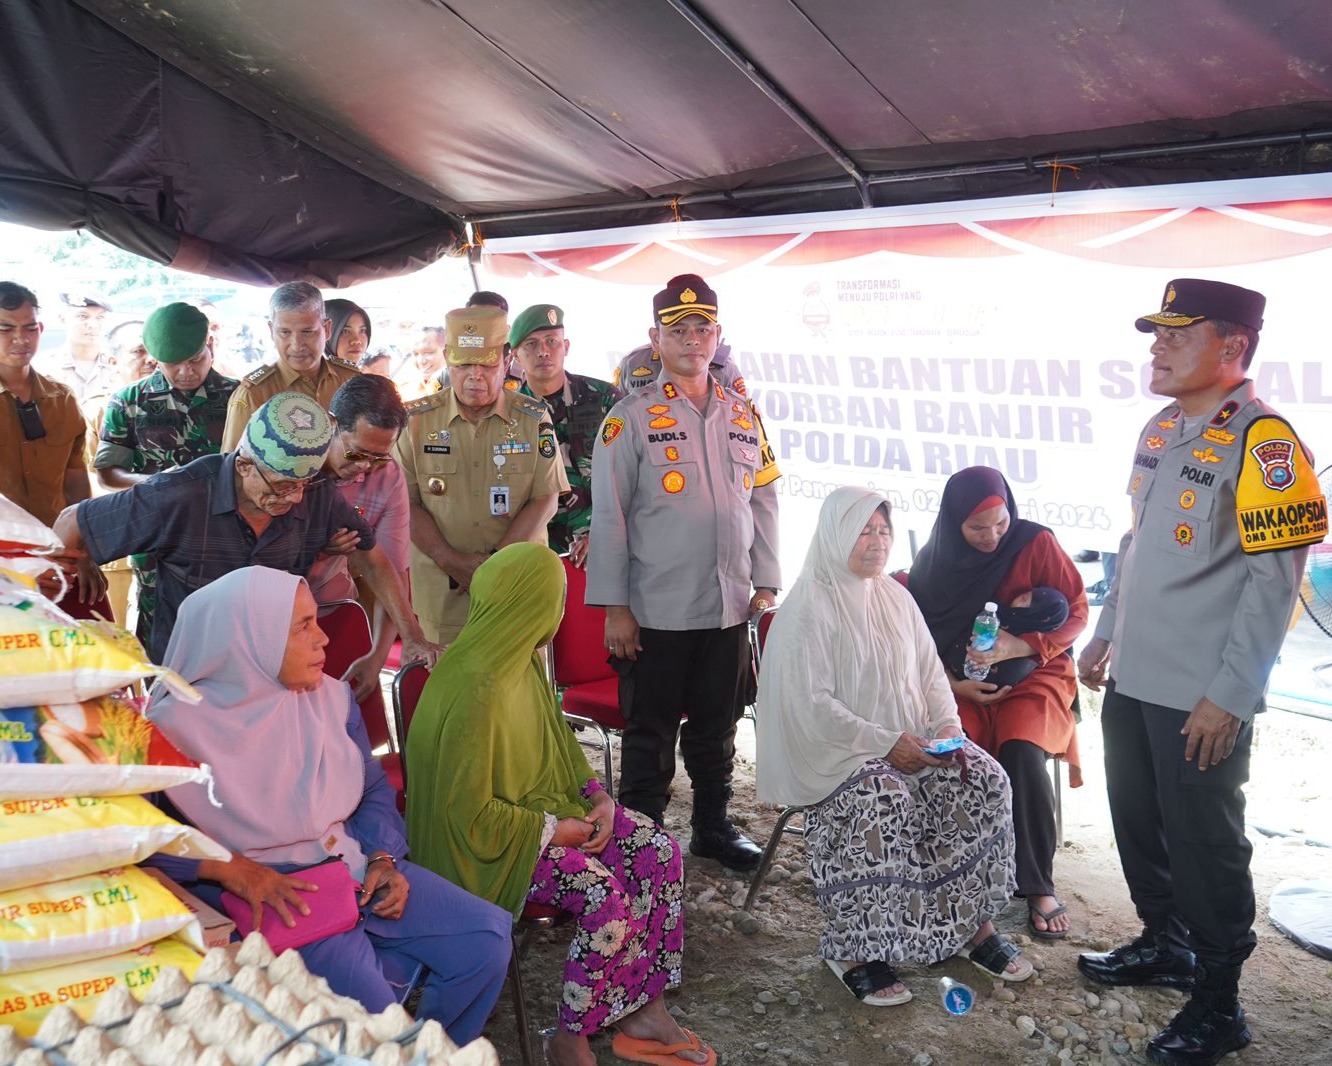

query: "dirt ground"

left=481, top=686, right=1332, bottom=1066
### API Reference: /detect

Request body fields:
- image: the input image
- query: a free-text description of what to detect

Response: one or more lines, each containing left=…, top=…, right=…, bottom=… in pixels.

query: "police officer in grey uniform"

left=1077, top=279, right=1326, bottom=1066
left=588, top=274, right=781, bottom=871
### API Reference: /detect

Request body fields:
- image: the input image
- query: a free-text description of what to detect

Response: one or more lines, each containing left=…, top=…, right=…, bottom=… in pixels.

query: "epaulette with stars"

left=404, top=392, right=448, bottom=416
left=329, top=356, right=361, bottom=372
left=510, top=392, right=547, bottom=420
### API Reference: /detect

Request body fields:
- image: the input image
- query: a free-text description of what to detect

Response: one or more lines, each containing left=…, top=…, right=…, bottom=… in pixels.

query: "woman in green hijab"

left=406, top=543, right=714, bottom=1066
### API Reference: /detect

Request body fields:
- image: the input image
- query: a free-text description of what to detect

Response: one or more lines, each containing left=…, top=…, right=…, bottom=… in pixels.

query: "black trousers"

left=998, top=739, right=1057, bottom=898
left=1101, top=680, right=1256, bottom=968
left=616, top=624, right=750, bottom=819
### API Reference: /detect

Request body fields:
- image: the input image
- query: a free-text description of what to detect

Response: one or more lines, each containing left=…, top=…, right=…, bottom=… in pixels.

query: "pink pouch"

left=220, top=857, right=360, bottom=953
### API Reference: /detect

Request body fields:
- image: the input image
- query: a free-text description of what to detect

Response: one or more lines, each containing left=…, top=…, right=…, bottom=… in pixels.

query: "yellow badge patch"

left=1131, top=473, right=1143, bottom=493
left=743, top=472, right=752, bottom=490
left=1235, top=416, right=1328, bottom=553
left=662, top=470, right=685, bottom=494
left=647, top=404, right=670, bottom=415
left=648, top=415, right=678, bottom=430
left=1145, top=435, right=1166, bottom=451
left=1203, top=426, right=1236, bottom=446
left=1192, top=447, right=1222, bottom=464
left=732, top=376, right=747, bottom=395
left=631, top=365, right=654, bottom=378
left=601, top=417, right=625, bottom=446
left=504, top=379, right=519, bottom=390
left=1179, top=489, right=1196, bottom=510
left=714, top=384, right=725, bottom=400
left=662, top=382, right=678, bottom=399
left=1157, top=418, right=1177, bottom=430
left=1174, top=522, right=1195, bottom=547
left=731, top=416, right=753, bottom=431
left=665, top=445, right=680, bottom=461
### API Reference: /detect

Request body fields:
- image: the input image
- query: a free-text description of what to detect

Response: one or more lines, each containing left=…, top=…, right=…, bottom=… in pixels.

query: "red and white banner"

left=480, top=175, right=1332, bottom=567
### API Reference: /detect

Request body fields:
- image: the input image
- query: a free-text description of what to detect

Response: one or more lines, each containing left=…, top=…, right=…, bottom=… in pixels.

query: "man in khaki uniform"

left=0, top=281, right=101, bottom=615
left=395, top=306, right=566, bottom=644
left=221, top=281, right=359, bottom=450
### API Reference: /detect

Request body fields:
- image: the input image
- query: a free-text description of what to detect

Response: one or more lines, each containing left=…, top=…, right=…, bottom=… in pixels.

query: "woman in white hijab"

left=757, top=487, right=1031, bottom=1006
left=146, top=566, right=511, bottom=1044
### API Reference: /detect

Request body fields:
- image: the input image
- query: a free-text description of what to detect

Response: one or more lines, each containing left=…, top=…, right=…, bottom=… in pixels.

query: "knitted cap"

left=243, top=392, right=333, bottom=478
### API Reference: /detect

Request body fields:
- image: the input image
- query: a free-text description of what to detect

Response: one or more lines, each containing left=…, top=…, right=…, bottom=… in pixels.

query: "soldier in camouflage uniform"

left=95, top=302, right=237, bottom=645
left=512, top=304, right=621, bottom=564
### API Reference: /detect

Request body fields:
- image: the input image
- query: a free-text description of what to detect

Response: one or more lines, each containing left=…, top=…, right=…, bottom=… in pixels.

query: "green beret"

left=509, top=304, right=564, bottom=350
left=143, top=302, right=209, bottom=365
left=243, top=392, right=333, bottom=479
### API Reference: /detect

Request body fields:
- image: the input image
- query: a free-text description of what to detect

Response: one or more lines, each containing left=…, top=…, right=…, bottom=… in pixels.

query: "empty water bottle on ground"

left=962, top=602, right=1000, bottom=681
left=938, top=975, right=974, bottom=1014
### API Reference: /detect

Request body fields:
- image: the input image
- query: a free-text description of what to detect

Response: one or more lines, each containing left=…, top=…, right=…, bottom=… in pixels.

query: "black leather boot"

left=688, top=784, right=762, bottom=871
left=1147, top=963, right=1251, bottom=1065
left=1078, top=928, right=1196, bottom=989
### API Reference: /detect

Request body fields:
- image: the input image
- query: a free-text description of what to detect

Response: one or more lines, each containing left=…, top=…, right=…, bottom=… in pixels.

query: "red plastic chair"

left=551, top=557, right=623, bottom=786
left=317, top=598, right=394, bottom=754
left=387, top=659, right=430, bottom=808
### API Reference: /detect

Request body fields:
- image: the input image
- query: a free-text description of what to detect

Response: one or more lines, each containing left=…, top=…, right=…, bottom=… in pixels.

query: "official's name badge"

left=490, top=485, right=510, bottom=516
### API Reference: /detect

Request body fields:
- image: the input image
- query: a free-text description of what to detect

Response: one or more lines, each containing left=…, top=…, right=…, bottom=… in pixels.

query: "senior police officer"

left=588, top=273, right=781, bottom=870
left=394, top=306, right=566, bottom=644
left=614, top=334, right=747, bottom=397
left=95, top=302, right=239, bottom=645
left=221, top=282, right=360, bottom=450
left=512, top=303, right=620, bottom=566
left=1077, top=279, right=1326, bottom=1066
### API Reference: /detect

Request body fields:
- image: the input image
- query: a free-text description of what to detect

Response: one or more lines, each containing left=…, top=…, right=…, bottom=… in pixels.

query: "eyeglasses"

left=248, top=459, right=323, bottom=498
left=341, top=445, right=394, bottom=466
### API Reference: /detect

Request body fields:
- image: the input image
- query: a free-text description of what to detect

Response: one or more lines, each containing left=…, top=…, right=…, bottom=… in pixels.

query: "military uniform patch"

left=1173, top=522, right=1196, bottom=548
left=539, top=433, right=556, bottom=459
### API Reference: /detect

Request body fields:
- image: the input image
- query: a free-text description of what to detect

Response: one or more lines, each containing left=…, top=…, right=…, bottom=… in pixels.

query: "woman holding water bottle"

left=909, top=466, right=1087, bottom=940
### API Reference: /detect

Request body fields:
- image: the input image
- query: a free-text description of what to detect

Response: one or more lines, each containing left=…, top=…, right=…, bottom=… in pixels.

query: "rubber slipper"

left=612, top=1028, right=717, bottom=1066
left=1028, top=899, right=1069, bottom=941
left=824, top=958, right=913, bottom=1006
left=964, top=932, right=1034, bottom=983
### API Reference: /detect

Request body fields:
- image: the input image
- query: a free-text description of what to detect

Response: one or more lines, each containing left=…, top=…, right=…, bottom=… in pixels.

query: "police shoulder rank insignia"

left=243, top=364, right=277, bottom=385
left=662, top=382, right=679, bottom=400
left=1235, top=416, right=1327, bottom=554
left=539, top=432, right=556, bottom=459
left=1211, top=400, right=1240, bottom=426
left=732, top=376, right=747, bottom=396
left=601, top=417, right=625, bottom=446
left=612, top=367, right=622, bottom=387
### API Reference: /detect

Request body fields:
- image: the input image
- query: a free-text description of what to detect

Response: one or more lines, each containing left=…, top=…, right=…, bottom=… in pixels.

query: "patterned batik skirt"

left=806, top=742, right=1017, bottom=965
left=526, top=806, right=684, bottom=1035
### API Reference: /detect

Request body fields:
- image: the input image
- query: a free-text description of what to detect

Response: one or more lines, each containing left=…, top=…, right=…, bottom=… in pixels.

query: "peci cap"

left=509, top=304, right=564, bottom=349
left=445, top=306, right=508, bottom=366
left=653, top=274, right=718, bottom=326
left=142, top=302, right=209, bottom=365
left=243, top=392, right=334, bottom=479
left=1135, top=278, right=1265, bottom=333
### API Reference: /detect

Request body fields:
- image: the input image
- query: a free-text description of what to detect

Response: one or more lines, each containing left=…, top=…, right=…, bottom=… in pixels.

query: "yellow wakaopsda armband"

left=750, top=402, right=783, bottom=488
left=1235, top=416, right=1328, bottom=554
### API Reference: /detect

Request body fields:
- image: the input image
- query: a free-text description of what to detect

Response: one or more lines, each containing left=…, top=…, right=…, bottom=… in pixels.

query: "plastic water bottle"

left=938, top=975, right=974, bottom=1015
left=962, top=602, right=1000, bottom=681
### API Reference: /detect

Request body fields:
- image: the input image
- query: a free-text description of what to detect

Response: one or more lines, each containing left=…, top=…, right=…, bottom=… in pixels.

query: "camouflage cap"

left=143, top=302, right=209, bottom=365
left=446, top=305, right=508, bottom=366
left=243, top=392, right=333, bottom=478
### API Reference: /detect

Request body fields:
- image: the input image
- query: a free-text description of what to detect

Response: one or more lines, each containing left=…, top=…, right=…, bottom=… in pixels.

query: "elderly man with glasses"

left=54, top=391, right=438, bottom=669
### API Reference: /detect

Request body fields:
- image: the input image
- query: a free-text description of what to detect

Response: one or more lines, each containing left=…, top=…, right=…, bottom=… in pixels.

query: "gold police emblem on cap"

left=680, top=288, right=697, bottom=303
left=1163, top=285, right=1177, bottom=310
left=427, top=477, right=446, bottom=496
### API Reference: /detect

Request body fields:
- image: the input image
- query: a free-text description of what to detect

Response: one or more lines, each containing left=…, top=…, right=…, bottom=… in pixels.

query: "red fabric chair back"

left=391, top=660, right=431, bottom=798
left=317, top=599, right=390, bottom=749
left=552, top=558, right=625, bottom=730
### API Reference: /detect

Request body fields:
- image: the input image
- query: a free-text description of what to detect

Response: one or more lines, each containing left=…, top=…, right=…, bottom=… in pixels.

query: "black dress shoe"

left=1078, top=932, right=1196, bottom=989
left=689, top=823, right=763, bottom=870
left=1147, top=1002, right=1252, bottom=1065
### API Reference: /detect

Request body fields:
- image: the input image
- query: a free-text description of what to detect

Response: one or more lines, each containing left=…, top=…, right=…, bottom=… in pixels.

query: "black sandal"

left=965, top=933, right=1034, bottom=983
left=825, top=959, right=912, bottom=1005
